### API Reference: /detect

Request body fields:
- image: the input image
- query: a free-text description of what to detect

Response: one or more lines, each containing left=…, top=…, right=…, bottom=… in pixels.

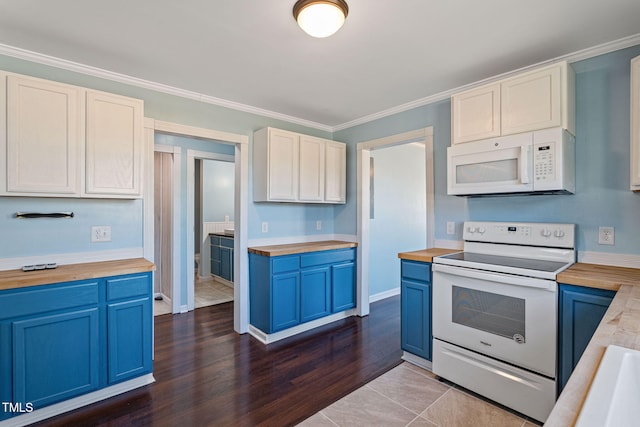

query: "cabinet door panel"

left=268, top=129, right=299, bottom=201
left=501, top=66, right=561, bottom=135
left=85, top=91, right=143, bottom=196
left=12, top=308, right=100, bottom=408
left=6, top=75, right=82, bottom=195
left=332, top=262, right=356, bottom=312
left=220, top=247, right=233, bottom=282
left=272, top=272, right=300, bottom=331
left=299, top=136, right=325, bottom=201
left=301, top=267, right=331, bottom=322
left=631, top=56, right=640, bottom=190
left=558, top=284, right=614, bottom=394
left=107, top=298, right=152, bottom=384
left=452, top=83, right=501, bottom=144
left=325, top=141, right=346, bottom=203
left=401, top=279, right=431, bottom=360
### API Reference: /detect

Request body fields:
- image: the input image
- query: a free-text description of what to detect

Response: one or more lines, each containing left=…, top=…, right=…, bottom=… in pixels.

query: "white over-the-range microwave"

left=447, top=127, right=575, bottom=196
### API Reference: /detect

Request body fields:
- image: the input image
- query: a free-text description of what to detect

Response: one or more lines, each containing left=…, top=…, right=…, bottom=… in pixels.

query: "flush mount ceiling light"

left=293, top=0, right=349, bottom=38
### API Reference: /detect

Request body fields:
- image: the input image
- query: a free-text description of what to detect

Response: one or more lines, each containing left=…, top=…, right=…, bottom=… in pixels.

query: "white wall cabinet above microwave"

left=253, top=127, right=346, bottom=204
left=451, top=62, right=575, bottom=145
left=631, top=55, right=640, bottom=191
left=0, top=71, right=144, bottom=199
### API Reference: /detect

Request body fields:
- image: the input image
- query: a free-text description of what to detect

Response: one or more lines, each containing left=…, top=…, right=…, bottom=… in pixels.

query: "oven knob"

left=541, top=229, right=552, bottom=237
left=467, top=226, right=477, bottom=233
left=554, top=230, right=565, bottom=238
left=477, top=227, right=486, bottom=234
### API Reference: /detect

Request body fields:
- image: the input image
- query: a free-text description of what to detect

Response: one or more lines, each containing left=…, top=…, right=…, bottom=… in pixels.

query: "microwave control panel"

left=534, top=142, right=556, bottom=182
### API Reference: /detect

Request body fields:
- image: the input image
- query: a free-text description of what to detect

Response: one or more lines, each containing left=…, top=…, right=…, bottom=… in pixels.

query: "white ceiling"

left=1, top=0, right=639, bottom=131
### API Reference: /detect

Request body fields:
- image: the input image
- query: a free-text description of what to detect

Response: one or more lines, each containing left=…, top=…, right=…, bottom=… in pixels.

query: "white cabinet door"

left=325, top=141, right=346, bottom=203
left=631, top=56, right=640, bottom=191
left=267, top=128, right=299, bottom=201
left=85, top=90, right=143, bottom=197
left=501, top=65, right=562, bottom=136
left=451, top=83, right=501, bottom=144
left=299, top=135, right=325, bottom=201
left=5, top=74, right=83, bottom=195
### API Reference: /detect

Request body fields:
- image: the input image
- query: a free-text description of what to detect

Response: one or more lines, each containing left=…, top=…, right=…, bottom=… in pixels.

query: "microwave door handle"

left=520, top=145, right=530, bottom=184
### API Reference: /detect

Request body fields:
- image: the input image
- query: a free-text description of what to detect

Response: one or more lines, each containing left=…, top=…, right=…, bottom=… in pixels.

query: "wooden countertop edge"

left=0, top=258, right=155, bottom=291
left=397, top=248, right=461, bottom=263
left=557, top=262, right=640, bottom=291
left=545, top=284, right=640, bottom=426
left=248, top=240, right=358, bottom=257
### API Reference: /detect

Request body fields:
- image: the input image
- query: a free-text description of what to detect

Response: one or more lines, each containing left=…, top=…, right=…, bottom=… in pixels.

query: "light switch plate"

left=446, top=221, right=455, bottom=235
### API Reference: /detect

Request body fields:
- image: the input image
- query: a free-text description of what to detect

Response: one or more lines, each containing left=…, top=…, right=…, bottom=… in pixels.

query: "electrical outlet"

left=598, top=226, right=615, bottom=245
left=316, top=220, right=322, bottom=231
left=446, top=221, right=455, bottom=235
left=91, top=226, right=112, bottom=242
left=261, top=222, right=268, bottom=233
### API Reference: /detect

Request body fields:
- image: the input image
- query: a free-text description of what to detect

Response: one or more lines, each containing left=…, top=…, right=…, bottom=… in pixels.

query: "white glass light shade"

left=296, top=2, right=347, bottom=38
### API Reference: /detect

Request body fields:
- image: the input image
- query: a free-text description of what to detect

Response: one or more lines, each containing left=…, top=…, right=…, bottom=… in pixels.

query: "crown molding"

left=1, top=33, right=639, bottom=135
left=332, top=33, right=640, bottom=132
left=0, top=43, right=333, bottom=133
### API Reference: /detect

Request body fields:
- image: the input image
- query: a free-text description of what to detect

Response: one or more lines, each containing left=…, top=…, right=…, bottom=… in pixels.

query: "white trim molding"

left=578, top=251, right=640, bottom=269
left=369, top=287, right=400, bottom=303
left=0, top=248, right=144, bottom=271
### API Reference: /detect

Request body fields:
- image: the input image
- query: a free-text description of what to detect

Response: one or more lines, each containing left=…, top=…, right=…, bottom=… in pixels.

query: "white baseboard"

left=402, top=352, right=433, bottom=371
left=248, top=309, right=357, bottom=344
left=370, top=287, right=400, bottom=303
left=0, top=248, right=145, bottom=271
left=578, top=251, right=640, bottom=268
left=0, top=374, right=155, bottom=427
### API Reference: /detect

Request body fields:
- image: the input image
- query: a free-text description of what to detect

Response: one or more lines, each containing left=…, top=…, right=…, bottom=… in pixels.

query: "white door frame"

left=356, top=127, right=435, bottom=316
left=143, top=119, right=250, bottom=334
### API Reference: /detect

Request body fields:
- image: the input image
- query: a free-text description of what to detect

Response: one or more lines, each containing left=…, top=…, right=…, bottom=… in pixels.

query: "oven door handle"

left=432, top=263, right=556, bottom=290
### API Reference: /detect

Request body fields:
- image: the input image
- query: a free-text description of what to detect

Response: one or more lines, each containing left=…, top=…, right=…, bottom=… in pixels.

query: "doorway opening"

left=356, top=128, right=435, bottom=316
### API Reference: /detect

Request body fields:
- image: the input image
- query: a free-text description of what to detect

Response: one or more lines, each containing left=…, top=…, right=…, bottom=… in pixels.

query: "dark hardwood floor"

left=35, top=296, right=402, bottom=426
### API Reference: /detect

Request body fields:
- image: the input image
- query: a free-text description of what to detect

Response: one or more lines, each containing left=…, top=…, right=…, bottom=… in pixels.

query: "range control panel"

left=463, top=221, right=575, bottom=248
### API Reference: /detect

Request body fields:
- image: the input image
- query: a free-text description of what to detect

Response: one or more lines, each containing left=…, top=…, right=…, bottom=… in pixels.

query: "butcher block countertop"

left=397, top=248, right=460, bottom=263
left=0, top=258, right=155, bottom=291
left=557, top=262, right=640, bottom=291
left=248, top=240, right=357, bottom=257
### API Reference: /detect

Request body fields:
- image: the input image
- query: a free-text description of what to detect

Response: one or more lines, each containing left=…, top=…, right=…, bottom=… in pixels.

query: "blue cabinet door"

left=331, top=262, right=356, bottom=312
left=12, top=307, right=101, bottom=410
left=107, top=298, right=152, bottom=384
left=272, top=272, right=300, bottom=332
left=401, top=279, right=432, bottom=360
left=558, top=284, right=615, bottom=394
left=211, top=244, right=221, bottom=276
left=301, top=267, right=331, bottom=322
left=220, top=247, right=233, bottom=282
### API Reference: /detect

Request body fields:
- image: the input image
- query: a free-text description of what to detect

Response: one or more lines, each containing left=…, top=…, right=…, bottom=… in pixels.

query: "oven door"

left=432, top=263, right=556, bottom=377
left=447, top=132, right=533, bottom=195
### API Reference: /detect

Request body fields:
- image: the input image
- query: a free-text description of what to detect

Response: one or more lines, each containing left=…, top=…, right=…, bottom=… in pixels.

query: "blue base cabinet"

left=401, top=260, right=432, bottom=361
left=250, top=248, right=356, bottom=334
left=557, top=283, right=615, bottom=394
left=0, top=272, right=152, bottom=421
left=210, top=234, right=234, bottom=282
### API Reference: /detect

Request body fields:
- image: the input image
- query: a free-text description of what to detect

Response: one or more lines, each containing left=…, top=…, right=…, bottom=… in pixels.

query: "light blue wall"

left=369, top=144, right=427, bottom=296
left=335, top=44, right=640, bottom=257
left=0, top=54, right=339, bottom=264
left=202, top=159, right=235, bottom=222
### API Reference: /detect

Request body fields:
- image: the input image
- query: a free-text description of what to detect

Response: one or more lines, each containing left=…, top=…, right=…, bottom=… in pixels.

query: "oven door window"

left=452, top=286, right=525, bottom=342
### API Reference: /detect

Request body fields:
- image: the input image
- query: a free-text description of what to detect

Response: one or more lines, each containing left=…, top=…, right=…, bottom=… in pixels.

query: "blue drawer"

left=272, top=255, right=300, bottom=274
left=401, top=260, right=431, bottom=283
left=0, top=281, right=99, bottom=320
left=220, top=237, right=234, bottom=248
left=300, top=248, right=356, bottom=268
left=210, top=236, right=220, bottom=246
left=106, top=274, right=151, bottom=301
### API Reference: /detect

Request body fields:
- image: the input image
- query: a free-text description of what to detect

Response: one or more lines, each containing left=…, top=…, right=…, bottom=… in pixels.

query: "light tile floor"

left=298, top=362, right=542, bottom=427
left=153, top=274, right=234, bottom=316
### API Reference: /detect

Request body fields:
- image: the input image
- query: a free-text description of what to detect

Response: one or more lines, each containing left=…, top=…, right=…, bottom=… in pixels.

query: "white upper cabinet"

left=0, top=71, right=144, bottom=198
left=631, top=55, right=640, bottom=191
left=451, top=83, right=501, bottom=144
left=85, top=90, right=143, bottom=197
left=3, top=74, right=83, bottom=196
left=253, top=127, right=346, bottom=204
left=451, top=62, right=575, bottom=145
